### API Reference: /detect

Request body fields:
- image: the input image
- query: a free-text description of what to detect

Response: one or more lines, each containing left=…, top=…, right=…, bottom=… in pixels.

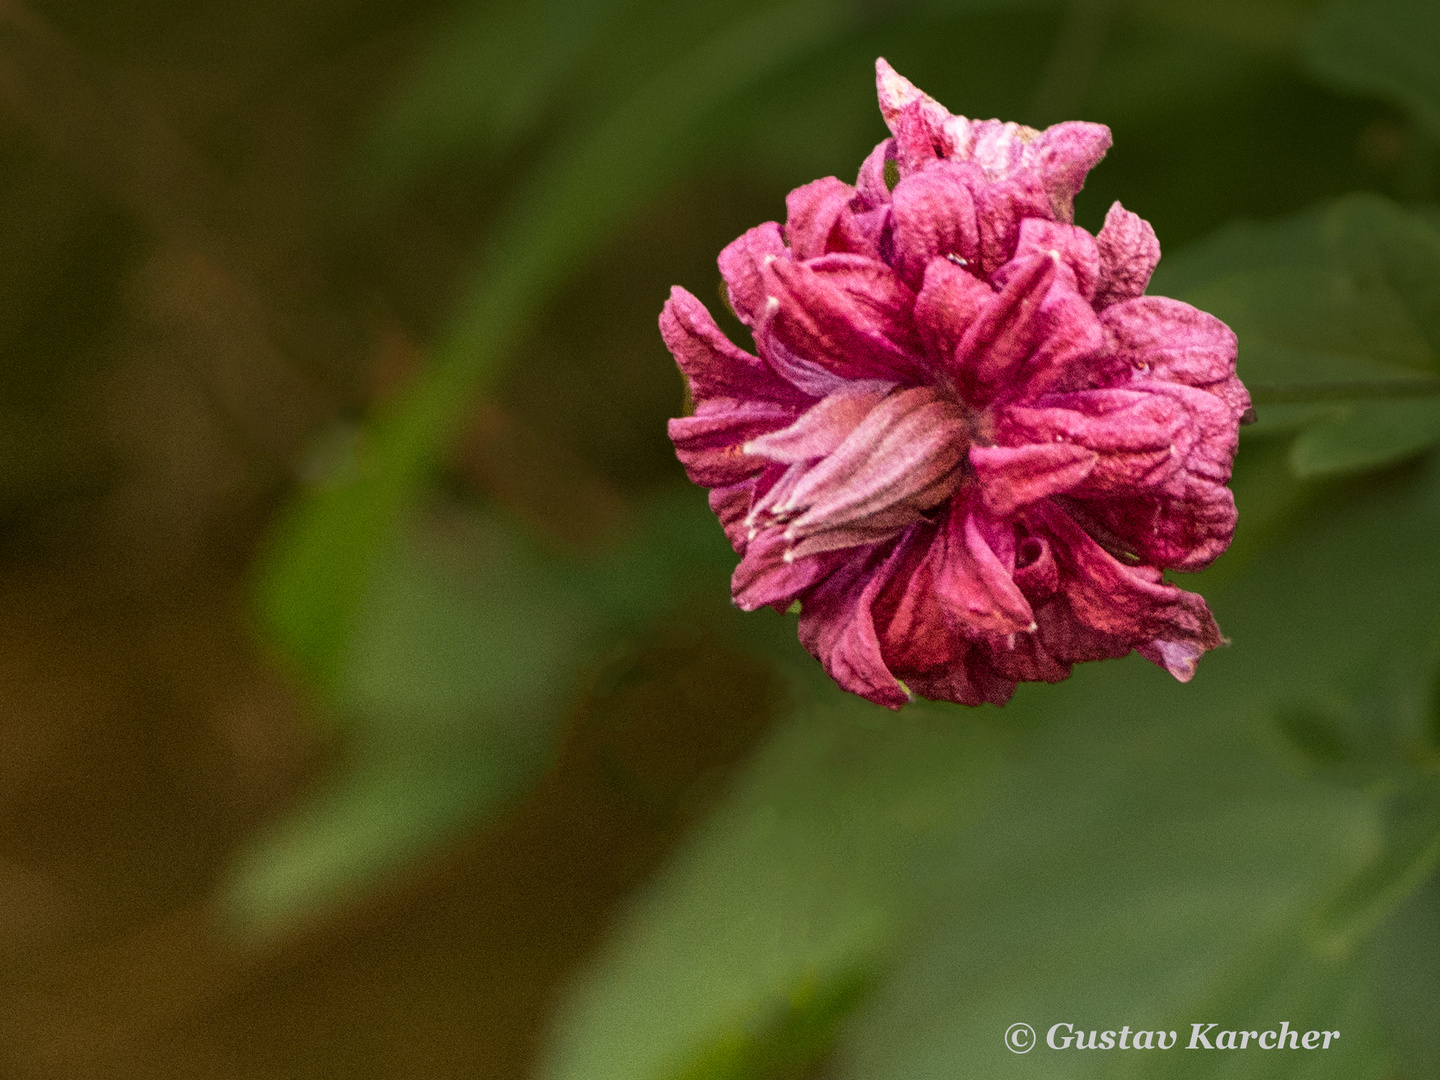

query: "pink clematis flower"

left=663, top=59, right=1248, bottom=709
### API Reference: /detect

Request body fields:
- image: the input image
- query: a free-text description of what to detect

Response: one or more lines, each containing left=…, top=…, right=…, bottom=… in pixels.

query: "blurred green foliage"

left=229, top=0, right=1440, bottom=1075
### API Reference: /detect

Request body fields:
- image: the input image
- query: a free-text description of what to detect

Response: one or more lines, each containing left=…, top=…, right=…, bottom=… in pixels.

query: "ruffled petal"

left=785, top=176, right=860, bottom=260
left=1093, top=201, right=1159, bottom=308
left=1102, top=296, right=1249, bottom=419
left=668, top=400, right=801, bottom=487
left=890, top=161, right=980, bottom=288
left=717, top=222, right=788, bottom=327
left=797, top=541, right=910, bottom=709
left=759, top=254, right=927, bottom=383
left=1031, top=501, right=1224, bottom=678
left=660, top=286, right=812, bottom=406
left=995, top=387, right=1191, bottom=498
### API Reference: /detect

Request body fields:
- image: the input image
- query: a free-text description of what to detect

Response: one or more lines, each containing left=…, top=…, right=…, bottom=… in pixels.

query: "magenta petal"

left=890, top=162, right=981, bottom=288
left=881, top=496, right=1033, bottom=647
left=971, top=442, right=1098, bottom=516
left=955, top=253, right=1057, bottom=397
left=1102, top=297, right=1249, bottom=419
left=1035, top=502, right=1223, bottom=673
left=996, top=387, right=1190, bottom=497
left=660, top=286, right=811, bottom=406
left=798, top=542, right=910, bottom=709
left=969, top=170, right=1055, bottom=277
left=786, top=176, right=861, bottom=260
left=1087, top=473, right=1238, bottom=572
left=1093, top=202, right=1160, bottom=308
left=913, top=257, right=995, bottom=364
left=717, top=222, right=788, bottom=327
left=732, top=526, right=843, bottom=612
left=709, top=480, right=757, bottom=553
left=1008, top=218, right=1101, bottom=301
left=855, top=138, right=897, bottom=209
left=1030, top=122, right=1112, bottom=222
left=957, top=254, right=1108, bottom=402
left=760, top=254, right=925, bottom=383
left=668, top=401, right=801, bottom=487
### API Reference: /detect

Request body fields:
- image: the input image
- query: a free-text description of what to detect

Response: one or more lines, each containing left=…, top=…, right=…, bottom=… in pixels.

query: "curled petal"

left=759, top=254, right=926, bottom=383
left=855, top=138, right=897, bottom=209
left=798, top=541, right=911, bottom=709
left=668, top=400, right=801, bottom=487
left=970, top=441, right=1097, bottom=516
left=1093, top=201, right=1160, bottom=308
left=1033, top=502, right=1223, bottom=676
left=890, top=162, right=980, bottom=288
left=1102, top=296, right=1249, bottom=419
left=1008, top=217, right=1101, bottom=301
left=1013, top=532, right=1058, bottom=598
left=660, top=286, right=811, bottom=406
left=913, top=256, right=995, bottom=363
left=785, top=177, right=860, bottom=260
left=1028, top=121, right=1112, bottom=222
left=718, top=222, right=788, bottom=327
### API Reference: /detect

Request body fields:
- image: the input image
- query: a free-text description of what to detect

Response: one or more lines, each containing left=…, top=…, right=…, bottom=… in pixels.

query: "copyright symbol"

left=1005, top=1023, right=1036, bottom=1054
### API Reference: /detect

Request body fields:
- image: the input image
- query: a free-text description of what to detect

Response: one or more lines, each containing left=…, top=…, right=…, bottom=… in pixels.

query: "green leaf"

left=229, top=492, right=738, bottom=933
left=541, top=699, right=1012, bottom=1080
left=1154, top=194, right=1440, bottom=478
left=1306, top=0, right=1440, bottom=141
left=254, top=0, right=859, bottom=687
left=1372, top=870, right=1440, bottom=1079
left=541, top=453, right=1440, bottom=1080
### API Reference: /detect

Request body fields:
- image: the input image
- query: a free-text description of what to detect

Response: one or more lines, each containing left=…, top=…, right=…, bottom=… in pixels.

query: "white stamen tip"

left=764, top=296, right=780, bottom=313
left=782, top=549, right=796, bottom=564
left=1026, top=622, right=1038, bottom=633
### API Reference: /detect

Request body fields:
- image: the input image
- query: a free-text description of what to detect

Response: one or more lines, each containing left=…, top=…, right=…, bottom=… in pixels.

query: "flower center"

left=744, top=384, right=972, bottom=561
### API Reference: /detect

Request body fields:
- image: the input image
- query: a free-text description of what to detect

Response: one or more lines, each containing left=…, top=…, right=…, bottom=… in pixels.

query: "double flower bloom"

left=664, top=60, right=1249, bottom=708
